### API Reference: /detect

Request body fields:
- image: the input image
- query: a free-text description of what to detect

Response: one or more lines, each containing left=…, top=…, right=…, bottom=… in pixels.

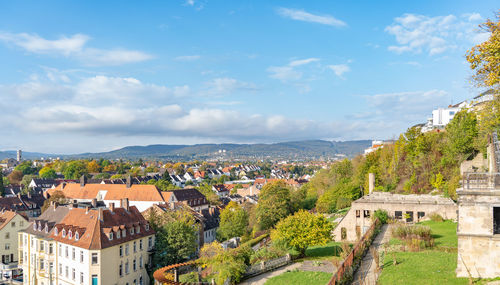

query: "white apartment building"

left=0, top=210, right=28, bottom=280
left=19, top=200, right=155, bottom=285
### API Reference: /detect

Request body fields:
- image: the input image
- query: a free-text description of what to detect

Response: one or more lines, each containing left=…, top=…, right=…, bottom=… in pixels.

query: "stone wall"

left=456, top=189, right=500, bottom=278
left=333, top=192, right=457, bottom=242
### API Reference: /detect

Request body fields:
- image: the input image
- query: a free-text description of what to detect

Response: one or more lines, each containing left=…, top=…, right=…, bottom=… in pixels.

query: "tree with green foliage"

left=62, top=161, right=89, bottom=179
left=271, top=210, right=333, bottom=257
left=150, top=208, right=198, bottom=268
left=15, top=161, right=37, bottom=175
left=444, top=110, right=478, bottom=160
left=199, top=242, right=250, bottom=284
left=373, top=209, right=389, bottom=224
left=217, top=201, right=248, bottom=241
left=256, top=181, right=291, bottom=230
left=39, top=166, right=57, bottom=179
left=196, top=183, right=220, bottom=205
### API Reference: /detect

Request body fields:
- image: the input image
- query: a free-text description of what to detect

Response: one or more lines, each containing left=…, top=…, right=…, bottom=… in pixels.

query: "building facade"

left=333, top=192, right=457, bottom=242
left=19, top=200, right=155, bottom=285
left=0, top=210, right=28, bottom=280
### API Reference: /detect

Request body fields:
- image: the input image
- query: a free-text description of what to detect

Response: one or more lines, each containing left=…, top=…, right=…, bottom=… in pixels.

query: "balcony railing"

left=462, top=172, right=500, bottom=190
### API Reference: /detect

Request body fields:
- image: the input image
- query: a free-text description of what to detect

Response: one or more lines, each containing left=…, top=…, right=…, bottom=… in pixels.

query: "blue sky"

left=0, top=0, right=497, bottom=153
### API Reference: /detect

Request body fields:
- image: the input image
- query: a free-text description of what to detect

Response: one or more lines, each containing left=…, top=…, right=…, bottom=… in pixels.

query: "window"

left=72, top=268, right=76, bottom=280
left=75, top=232, right=79, bottom=241
left=395, top=211, right=402, bottom=219
left=117, top=230, right=121, bottom=239
left=62, top=229, right=66, bottom=238
left=134, top=279, right=137, bottom=285
left=68, top=231, right=73, bottom=239
left=91, top=253, right=98, bottom=265
left=341, top=227, right=347, bottom=240
left=109, top=232, right=113, bottom=240
left=59, top=244, right=62, bottom=257
left=405, top=211, right=414, bottom=223
left=417, top=212, right=425, bottom=220
left=145, top=224, right=149, bottom=231
left=130, top=228, right=134, bottom=235
left=363, top=210, right=370, bottom=218
left=119, top=262, right=123, bottom=277
left=40, top=241, right=44, bottom=251
left=122, top=229, right=126, bottom=238
left=92, top=275, right=98, bottom=285
left=355, top=210, right=360, bottom=218
left=5, top=243, right=10, bottom=250
left=148, top=237, right=153, bottom=249
left=5, top=233, right=9, bottom=239
left=125, top=244, right=129, bottom=256
left=133, top=259, right=136, bottom=271
left=139, top=240, right=143, bottom=251
left=65, top=266, right=69, bottom=278
left=54, top=227, right=58, bottom=236
left=80, top=272, right=84, bottom=284
left=65, top=246, right=68, bottom=258
left=140, top=276, right=143, bottom=285
left=136, top=226, right=140, bottom=234
left=49, top=262, right=53, bottom=274
left=11, top=221, right=15, bottom=227
left=494, top=207, right=500, bottom=234
left=133, top=241, right=136, bottom=253
left=49, top=243, right=53, bottom=254
left=39, top=259, right=45, bottom=270
left=125, top=260, right=129, bottom=274
left=119, top=245, right=123, bottom=257
left=139, top=256, right=143, bottom=268
left=59, top=263, right=62, bottom=275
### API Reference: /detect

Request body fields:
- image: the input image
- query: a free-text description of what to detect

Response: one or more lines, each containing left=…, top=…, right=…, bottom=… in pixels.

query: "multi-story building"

left=0, top=210, right=28, bottom=280
left=19, top=199, right=155, bottom=285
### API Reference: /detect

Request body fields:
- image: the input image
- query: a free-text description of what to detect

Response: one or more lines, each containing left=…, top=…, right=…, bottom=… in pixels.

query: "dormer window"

left=145, top=224, right=149, bottom=231
left=122, top=229, right=126, bottom=238
left=38, top=222, right=42, bottom=231
left=75, top=232, right=79, bottom=241
left=68, top=230, right=73, bottom=239
left=62, top=229, right=66, bottom=238
left=109, top=232, right=113, bottom=240
left=130, top=228, right=134, bottom=235
left=44, top=224, right=48, bottom=233
left=33, top=223, right=37, bottom=231
left=117, top=231, right=121, bottom=239
left=54, top=228, right=58, bottom=236
left=136, top=226, right=140, bottom=234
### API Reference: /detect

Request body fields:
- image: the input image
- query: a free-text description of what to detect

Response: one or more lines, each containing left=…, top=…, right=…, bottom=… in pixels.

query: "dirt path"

left=239, top=262, right=302, bottom=285
left=351, top=224, right=391, bottom=285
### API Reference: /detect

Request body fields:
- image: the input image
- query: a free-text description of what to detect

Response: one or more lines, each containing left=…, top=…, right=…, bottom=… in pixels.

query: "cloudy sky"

left=0, top=0, right=497, bottom=153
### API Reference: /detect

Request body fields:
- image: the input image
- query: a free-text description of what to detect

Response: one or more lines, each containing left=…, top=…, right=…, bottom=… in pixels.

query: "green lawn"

left=379, top=220, right=469, bottom=285
left=305, top=241, right=342, bottom=260
left=378, top=251, right=468, bottom=285
left=265, top=270, right=332, bottom=285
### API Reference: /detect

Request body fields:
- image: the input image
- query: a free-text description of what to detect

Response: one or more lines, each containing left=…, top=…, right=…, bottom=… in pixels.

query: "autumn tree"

left=256, top=181, right=291, bottom=229
left=217, top=201, right=249, bottom=241
left=7, top=170, right=23, bottom=184
left=87, top=160, right=101, bottom=173
left=0, top=170, right=4, bottom=197
left=271, top=210, right=333, bottom=257
left=39, top=166, right=57, bottom=179
left=173, top=163, right=185, bottom=176
left=41, top=191, right=67, bottom=212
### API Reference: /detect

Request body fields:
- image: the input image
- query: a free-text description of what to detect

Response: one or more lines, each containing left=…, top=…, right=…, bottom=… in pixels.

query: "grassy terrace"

left=378, top=220, right=470, bottom=285
left=265, top=270, right=332, bottom=285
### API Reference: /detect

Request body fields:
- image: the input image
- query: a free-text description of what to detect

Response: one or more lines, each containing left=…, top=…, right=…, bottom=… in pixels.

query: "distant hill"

left=1, top=140, right=371, bottom=160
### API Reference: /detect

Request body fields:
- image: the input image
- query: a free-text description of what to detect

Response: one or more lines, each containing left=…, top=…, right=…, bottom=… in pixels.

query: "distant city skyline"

left=0, top=0, right=497, bottom=153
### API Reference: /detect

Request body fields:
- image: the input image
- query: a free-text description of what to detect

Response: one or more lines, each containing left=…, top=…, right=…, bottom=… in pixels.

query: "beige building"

left=19, top=200, right=155, bottom=285
left=456, top=135, right=500, bottom=278
left=0, top=210, right=28, bottom=280
left=333, top=192, right=457, bottom=242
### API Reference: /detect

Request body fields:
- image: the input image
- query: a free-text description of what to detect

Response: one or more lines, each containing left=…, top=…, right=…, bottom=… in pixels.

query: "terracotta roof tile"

left=48, top=183, right=165, bottom=202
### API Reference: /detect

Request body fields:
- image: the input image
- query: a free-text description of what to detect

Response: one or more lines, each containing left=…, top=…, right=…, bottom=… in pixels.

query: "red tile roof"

left=48, top=183, right=165, bottom=202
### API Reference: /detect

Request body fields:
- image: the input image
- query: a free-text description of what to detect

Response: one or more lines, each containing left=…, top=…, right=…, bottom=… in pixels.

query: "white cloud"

left=204, top=77, right=257, bottom=95
left=277, top=8, right=347, bottom=27
left=385, top=13, right=489, bottom=55
left=185, top=0, right=195, bottom=6
left=328, top=64, right=350, bottom=78
left=0, top=32, right=152, bottom=65
left=267, top=58, right=320, bottom=82
left=174, top=55, right=201, bottom=61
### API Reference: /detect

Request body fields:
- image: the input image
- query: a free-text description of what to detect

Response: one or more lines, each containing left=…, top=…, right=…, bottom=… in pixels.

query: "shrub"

left=373, top=209, right=389, bottom=224
left=391, top=224, right=434, bottom=251
left=429, top=213, right=444, bottom=222
left=249, top=246, right=287, bottom=264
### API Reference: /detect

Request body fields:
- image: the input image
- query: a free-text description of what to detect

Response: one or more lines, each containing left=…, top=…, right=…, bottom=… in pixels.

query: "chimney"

left=109, top=202, right=115, bottom=212
left=126, top=175, right=132, bottom=188
left=368, top=173, right=375, bottom=194
left=91, top=198, right=97, bottom=208
left=98, top=208, right=104, bottom=221
left=61, top=182, right=66, bottom=190
left=80, top=175, right=87, bottom=187
left=121, top=198, right=129, bottom=211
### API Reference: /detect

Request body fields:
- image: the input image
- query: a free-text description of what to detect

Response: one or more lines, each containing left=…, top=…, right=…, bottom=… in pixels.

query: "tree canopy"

left=217, top=201, right=248, bottom=241
left=256, top=181, right=292, bottom=230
